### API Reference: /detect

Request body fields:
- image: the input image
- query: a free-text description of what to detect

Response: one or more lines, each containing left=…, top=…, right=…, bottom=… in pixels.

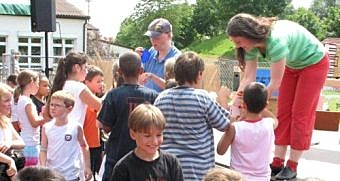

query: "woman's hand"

left=268, top=59, right=286, bottom=97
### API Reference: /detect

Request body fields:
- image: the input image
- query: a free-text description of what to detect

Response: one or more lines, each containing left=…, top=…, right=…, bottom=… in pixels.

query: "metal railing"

left=0, top=53, right=63, bottom=83
left=217, top=58, right=270, bottom=91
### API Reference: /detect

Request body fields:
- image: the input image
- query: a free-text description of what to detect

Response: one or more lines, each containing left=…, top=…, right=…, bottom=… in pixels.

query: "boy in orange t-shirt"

left=84, top=65, right=105, bottom=180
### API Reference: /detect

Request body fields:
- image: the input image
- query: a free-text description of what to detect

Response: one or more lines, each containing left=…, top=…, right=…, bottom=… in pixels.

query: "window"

left=18, top=38, right=28, bottom=43
left=0, top=36, right=6, bottom=57
left=52, top=38, right=75, bottom=64
left=53, top=38, right=75, bottom=56
left=18, top=37, right=43, bottom=70
left=0, top=36, right=6, bottom=65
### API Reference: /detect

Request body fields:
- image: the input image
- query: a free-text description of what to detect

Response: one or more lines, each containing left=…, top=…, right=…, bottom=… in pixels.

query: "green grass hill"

left=183, top=34, right=235, bottom=60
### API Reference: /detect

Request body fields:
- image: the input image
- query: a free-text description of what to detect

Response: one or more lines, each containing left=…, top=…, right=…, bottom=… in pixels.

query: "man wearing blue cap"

left=137, top=18, right=181, bottom=92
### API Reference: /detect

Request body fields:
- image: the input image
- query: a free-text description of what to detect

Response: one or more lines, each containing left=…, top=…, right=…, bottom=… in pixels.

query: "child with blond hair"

left=40, top=90, right=91, bottom=181
left=203, top=167, right=244, bottom=181
left=16, top=70, right=45, bottom=166
left=0, top=83, right=25, bottom=180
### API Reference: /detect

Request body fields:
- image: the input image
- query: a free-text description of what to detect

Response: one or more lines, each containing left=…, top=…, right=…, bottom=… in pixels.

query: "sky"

left=66, top=0, right=139, bottom=38
left=0, top=0, right=314, bottom=38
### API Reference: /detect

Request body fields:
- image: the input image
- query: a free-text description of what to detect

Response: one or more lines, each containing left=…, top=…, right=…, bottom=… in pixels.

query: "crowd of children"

left=0, top=41, right=288, bottom=181
left=0, top=46, right=282, bottom=181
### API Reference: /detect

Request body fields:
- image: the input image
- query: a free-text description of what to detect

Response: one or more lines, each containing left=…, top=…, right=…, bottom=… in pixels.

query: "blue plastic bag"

left=141, top=49, right=151, bottom=63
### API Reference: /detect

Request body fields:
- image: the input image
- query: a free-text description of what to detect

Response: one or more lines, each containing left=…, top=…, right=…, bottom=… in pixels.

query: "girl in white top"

left=0, top=83, right=25, bottom=179
left=40, top=90, right=91, bottom=180
left=16, top=70, right=45, bottom=166
left=217, top=82, right=277, bottom=181
left=45, top=52, right=102, bottom=126
left=44, top=52, right=102, bottom=181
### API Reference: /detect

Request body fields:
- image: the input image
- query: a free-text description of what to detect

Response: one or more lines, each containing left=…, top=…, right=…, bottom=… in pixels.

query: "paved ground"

left=214, top=128, right=340, bottom=181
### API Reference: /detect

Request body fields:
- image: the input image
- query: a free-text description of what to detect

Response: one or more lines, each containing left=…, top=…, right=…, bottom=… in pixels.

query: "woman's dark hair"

left=226, top=13, right=277, bottom=71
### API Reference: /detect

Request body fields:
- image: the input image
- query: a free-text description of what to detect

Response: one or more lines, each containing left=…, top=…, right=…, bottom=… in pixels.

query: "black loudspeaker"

left=30, top=0, right=56, bottom=32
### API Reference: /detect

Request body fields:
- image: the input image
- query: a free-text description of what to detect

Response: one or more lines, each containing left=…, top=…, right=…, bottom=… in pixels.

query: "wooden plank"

left=324, top=78, right=340, bottom=87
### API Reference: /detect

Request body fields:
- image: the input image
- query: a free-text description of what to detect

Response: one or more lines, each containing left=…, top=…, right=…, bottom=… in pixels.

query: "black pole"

left=45, top=31, right=49, bottom=78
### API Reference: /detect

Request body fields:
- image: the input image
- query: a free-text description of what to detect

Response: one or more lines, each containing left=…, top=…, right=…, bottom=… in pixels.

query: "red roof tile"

left=56, top=0, right=89, bottom=19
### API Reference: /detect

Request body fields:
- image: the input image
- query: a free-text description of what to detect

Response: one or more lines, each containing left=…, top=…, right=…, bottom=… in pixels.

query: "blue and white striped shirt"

left=154, top=87, right=230, bottom=180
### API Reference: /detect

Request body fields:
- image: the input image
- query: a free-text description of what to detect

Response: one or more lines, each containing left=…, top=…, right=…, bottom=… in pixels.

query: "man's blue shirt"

left=143, top=45, right=181, bottom=92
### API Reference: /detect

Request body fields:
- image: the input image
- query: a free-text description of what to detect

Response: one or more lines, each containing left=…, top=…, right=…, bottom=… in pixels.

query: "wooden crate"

left=267, top=100, right=340, bottom=131
left=325, top=43, right=340, bottom=78
left=314, top=111, right=340, bottom=131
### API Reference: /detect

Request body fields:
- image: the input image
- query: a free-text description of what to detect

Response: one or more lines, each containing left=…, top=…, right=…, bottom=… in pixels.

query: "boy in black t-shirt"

left=97, top=52, right=158, bottom=181
left=111, top=103, right=183, bottom=181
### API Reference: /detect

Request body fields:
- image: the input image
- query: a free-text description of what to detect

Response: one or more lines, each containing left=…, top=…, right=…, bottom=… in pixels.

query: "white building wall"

left=0, top=15, right=86, bottom=71
left=51, top=18, right=86, bottom=52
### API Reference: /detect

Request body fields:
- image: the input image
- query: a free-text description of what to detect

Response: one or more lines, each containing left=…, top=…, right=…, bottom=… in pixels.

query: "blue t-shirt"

left=143, top=45, right=181, bottom=92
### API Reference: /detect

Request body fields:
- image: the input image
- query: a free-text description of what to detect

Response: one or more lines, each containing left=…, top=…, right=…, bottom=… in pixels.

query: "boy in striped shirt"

left=154, top=51, right=231, bottom=180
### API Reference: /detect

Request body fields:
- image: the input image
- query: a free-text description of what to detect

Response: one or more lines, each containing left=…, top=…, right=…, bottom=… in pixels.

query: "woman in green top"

left=226, top=13, right=329, bottom=180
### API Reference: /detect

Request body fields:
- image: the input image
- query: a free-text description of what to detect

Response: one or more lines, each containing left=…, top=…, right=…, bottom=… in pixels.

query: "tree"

left=310, top=0, right=337, bottom=19
left=115, top=0, right=195, bottom=49
left=280, top=4, right=295, bottom=19
left=287, top=8, right=326, bottom=40
left=167, top=4, right=196, bottom=48
left=115, top=18, right=143, bottom=48
left=322, top=7, right=340, bottom=37
left=191, top=0, right=292, bottom=37
left=218, top=0, right=292, bottom=18
left=191, top=0, right=220, bottom=36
